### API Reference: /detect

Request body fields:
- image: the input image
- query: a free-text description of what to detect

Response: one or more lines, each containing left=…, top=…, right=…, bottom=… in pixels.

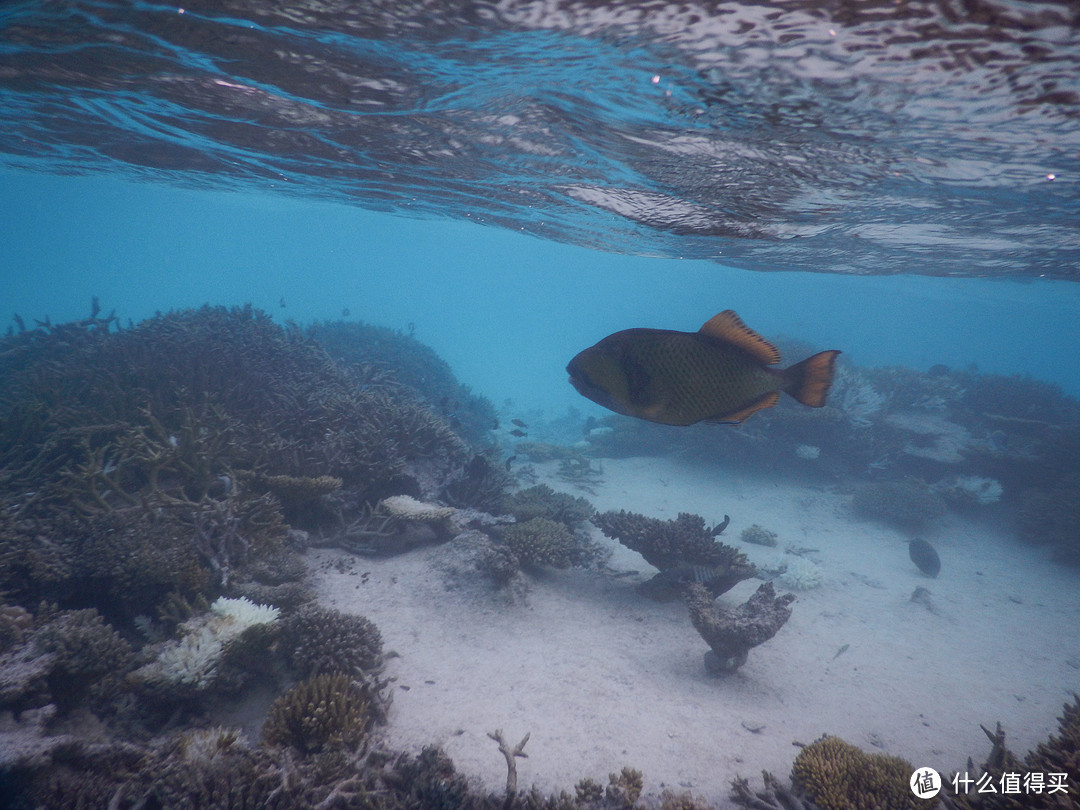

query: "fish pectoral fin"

left=698, top=310, right=781, bottom=365
left=707, top=391, right=780, bottom=424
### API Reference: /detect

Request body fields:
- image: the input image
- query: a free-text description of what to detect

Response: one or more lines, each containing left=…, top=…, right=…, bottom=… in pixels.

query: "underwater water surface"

left=1, top=2, right=1080, bottom=809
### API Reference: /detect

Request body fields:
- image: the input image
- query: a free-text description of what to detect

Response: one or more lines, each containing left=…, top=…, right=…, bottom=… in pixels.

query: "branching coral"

left=501, top=484, right=595, bottom=527
left=498, top=517, right=602, bottom=569
left=262, top=673, right=373, bottom=754
left=790, top=735, right=918, bottom=810
left=685, top=582, right=795, bottom=674
left=280, top=604, right=384, bottom=679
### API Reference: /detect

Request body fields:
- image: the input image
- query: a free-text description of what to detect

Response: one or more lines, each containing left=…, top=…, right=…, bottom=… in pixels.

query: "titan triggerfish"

left=567, top=310, right=841, bottom=426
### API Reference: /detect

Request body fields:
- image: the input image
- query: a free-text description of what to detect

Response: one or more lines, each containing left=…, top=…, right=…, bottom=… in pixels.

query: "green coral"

left=280, top=605, right=384, bottom=678
left=500, top=517, right=599, bottom=569
left=262, top=673, right=373, bottom=754
left=790, top=735, right=920, bottom=810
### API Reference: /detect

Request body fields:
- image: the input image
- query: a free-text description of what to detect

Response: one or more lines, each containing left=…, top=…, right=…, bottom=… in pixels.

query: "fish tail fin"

left=783, top=350, right=842, bottom=407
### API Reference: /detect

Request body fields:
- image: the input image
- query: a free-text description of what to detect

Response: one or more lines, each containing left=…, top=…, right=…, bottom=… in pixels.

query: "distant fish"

left=511, top=418, right=528, bottom=428
left=342, top=307, right=350, bottom=317
left=909, top=538, right=941, bottom=577
left=566, top=311, right=841, bottom=426
left=279, top=297, right=287, bottom=308
left=509, top=429, right=527, bottom=437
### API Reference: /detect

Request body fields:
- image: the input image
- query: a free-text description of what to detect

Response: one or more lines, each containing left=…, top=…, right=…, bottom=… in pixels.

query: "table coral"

left=593, top=510, right=754, bottom=597
left=684, top=582, right=795, bottom=674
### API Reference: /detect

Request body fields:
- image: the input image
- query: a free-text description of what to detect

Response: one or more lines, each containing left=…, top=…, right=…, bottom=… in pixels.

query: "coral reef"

left=684, top=582, right=796, bottom=674
left=593, top=510, right=754, bottom=598
left=262, top=672, right=373, bottom=754
left=789, top=735, right=919, bottom=810
left=942, top=694, right=1080, bottom=810
left=741, top=525, right=778, bottom=547
left=851, top=480, right=946, bottom=530
left=501, top=484, right=595, bottom=528
left=498, top=517, right=603, bottom=569
left=1014, top=474, right=1080, bottom=565
left=308, top=319, right=499, bottom=449
left=0, top=304, right=473, bottom=617
left=135, top=596, right=279, bottom=690
left=280, top=604, right=384, bottom=679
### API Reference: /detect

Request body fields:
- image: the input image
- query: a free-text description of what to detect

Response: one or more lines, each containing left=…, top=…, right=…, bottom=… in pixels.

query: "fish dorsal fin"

left=698, top=311, right=781, bottom=365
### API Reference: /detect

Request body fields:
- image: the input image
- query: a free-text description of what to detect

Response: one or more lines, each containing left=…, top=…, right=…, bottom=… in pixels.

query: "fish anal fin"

left=698, top=310, right=781, bottom=365
left=707, top=391, right=780, bottom=424
left=784, top=350, right=842, bottom=408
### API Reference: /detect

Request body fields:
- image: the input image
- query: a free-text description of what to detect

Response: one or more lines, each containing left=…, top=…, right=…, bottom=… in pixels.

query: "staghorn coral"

left=790, top=735, right=921, bottom=810
left=851, top=479, right=946, bottom=531
left=280, top=604, right=384, bottom=679
left=685, top=582, right=795, bottom=674
left=943, top=694, right=1080, bottom=810
left=499, top=517, right=602, bottom=569
left=308, top=319, right=499, bottom=449
left=262, top=673, right=373, bottom=754
left=0, top=305, right=475, bottom=620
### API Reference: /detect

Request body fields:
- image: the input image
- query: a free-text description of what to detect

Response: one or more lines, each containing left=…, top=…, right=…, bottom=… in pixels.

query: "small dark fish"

left=711, top=515, right=731, bottom=536
left=509, top=429, right=527, bottom=437
left=909, top=538, right=941, bottom=577
left=505, top=455, right=517, bottom=470
left=279, top=297, right=287, bottom=308
left=566, top=310, right=841, bottom=426
left=511, top=419, right=528, bottom=428
left=832, top=643, right=850, bottom=660
left=342, top=307, right=350, bottom=317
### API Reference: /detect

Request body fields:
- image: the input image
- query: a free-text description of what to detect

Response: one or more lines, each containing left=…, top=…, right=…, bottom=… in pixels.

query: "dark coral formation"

left=685, top=582, right=795, bottom=674
left=790, top=735, right=919, bottom=810
left=280, top=604, right=384, bottom=679
left=498, top=517, right=602, bottom=569
left=593, top=510, right=754, bottom=598
left=501, top=484, right=595, bottom=527
left=943, top=694, right=1080, bottom=810
left=262, top=672, right=373, bottom=754
left=308, top=319, right=499, bottom=449
left=0, top=305, right=472, bottom=618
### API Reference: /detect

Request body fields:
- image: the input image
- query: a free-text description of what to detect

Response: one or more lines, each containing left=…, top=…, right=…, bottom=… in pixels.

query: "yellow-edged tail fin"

left=784, top=350, right=841, bottom=408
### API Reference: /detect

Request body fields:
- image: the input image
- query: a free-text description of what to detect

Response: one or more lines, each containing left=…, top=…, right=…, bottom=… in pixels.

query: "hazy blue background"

left=3, top=169, right=1078, bottom=415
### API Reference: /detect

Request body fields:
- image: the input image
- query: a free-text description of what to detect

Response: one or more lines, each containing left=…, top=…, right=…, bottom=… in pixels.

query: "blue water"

left=3, top=170, right=1079, bottom=414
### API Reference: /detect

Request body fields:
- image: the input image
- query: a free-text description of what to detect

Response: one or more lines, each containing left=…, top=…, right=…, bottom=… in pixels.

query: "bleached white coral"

left=834, top=367, right=886, bottom=428
left=779, top=557, right=823, bottom=590
left=885, top=412, right=972, bottom=463
left=209, top=596, right=280, bottom=643
left=138, top=597, right=279, bottom=689
left=939, top=475, right=1004, bottom=505
left=152, top=626, right=224, bottom=688
left=378, top=494, right=456, bottom=521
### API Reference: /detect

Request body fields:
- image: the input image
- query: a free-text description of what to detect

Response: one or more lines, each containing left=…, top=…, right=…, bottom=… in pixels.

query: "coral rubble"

left=684, top=582, right=795, bottom=674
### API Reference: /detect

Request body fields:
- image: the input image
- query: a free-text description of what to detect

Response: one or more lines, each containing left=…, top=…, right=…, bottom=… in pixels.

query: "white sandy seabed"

left=307, top=456, right=1080, bottom=807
